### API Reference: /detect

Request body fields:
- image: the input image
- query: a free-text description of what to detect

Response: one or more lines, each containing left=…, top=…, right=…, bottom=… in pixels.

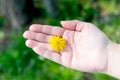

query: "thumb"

left=60, top=20, right=84, bottom=31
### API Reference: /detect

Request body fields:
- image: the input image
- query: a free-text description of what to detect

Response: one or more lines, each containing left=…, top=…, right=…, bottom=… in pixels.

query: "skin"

left=23, top=20, right=120, bottom=79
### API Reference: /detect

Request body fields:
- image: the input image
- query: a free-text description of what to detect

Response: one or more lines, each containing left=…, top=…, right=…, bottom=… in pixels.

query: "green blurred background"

left=0, top=0, right=120, bottom=80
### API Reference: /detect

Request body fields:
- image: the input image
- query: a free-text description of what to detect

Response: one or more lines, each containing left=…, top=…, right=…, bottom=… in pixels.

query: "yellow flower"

left=49, top=36, right=67, bottom=52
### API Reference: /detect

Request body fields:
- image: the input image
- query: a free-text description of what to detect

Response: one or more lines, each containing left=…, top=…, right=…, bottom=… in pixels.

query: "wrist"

left=106, top=41, right=120, bottom=79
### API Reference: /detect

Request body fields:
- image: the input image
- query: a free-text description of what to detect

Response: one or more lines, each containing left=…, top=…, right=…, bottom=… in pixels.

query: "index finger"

left=29, top=24, right=65, bottom=36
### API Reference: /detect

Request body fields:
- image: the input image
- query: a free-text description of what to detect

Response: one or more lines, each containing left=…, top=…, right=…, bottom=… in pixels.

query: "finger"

left=25, top=40, right=50, bottom=49
left=23, top=31, right=52, bottom=43
left=61, top=20, right=85, bottom=32
left=29, top=24, right=65, bottom=36
left=33, top=46, right=61, bottom=64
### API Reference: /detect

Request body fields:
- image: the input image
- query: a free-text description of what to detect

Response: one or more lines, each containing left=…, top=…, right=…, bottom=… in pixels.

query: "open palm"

left=23, top=20, right=109, bottom=73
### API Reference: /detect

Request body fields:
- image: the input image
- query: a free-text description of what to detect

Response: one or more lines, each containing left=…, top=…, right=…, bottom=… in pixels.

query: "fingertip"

left=60, top=20, right=78, bottom=26
left=25, top=40, right=38, bottom=48
left=29, top=24, right=36, bottom=30
left=23, top=31, right=29, bottom=38
left=29, top=24, right=42, bottom=31
left=60, top=21, right=66, bottom=26
left=25, top=40, right=30, bottom=47
left=60, top=21, right=68, bottom=28
left=23, top=31, right=35, bottom=40
left=60, top=20, right=78, bottom=30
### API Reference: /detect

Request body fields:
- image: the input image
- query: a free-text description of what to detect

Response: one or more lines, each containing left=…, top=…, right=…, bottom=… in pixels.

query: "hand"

left=23, top=20, right=110, bottom=73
